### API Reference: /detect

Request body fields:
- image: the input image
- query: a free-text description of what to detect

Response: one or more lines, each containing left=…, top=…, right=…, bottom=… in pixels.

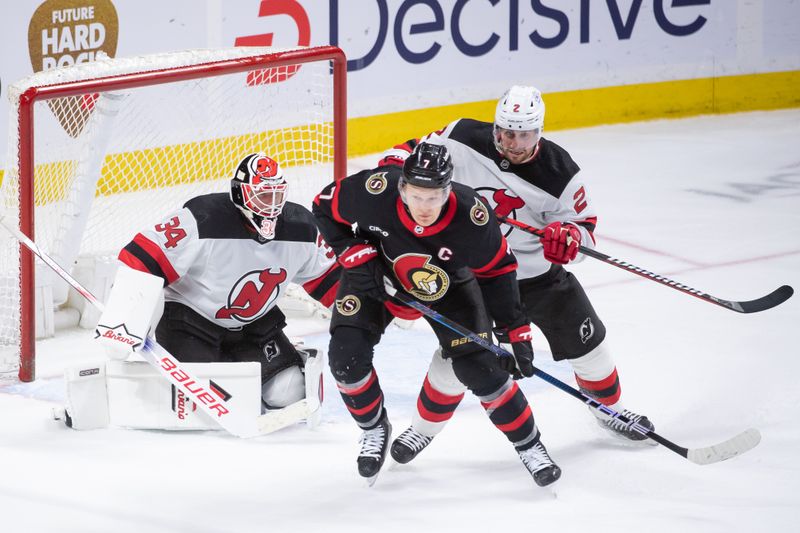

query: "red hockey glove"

left=540, top=222, right=581, bottom=264
left=494, top=325, right=534, bottom=379
left=338, top=244, right=388, bottom=302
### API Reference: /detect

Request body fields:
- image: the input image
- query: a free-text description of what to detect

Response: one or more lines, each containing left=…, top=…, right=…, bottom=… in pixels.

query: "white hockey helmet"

left=494, top=85, right=545, bottom=131
left=230, top=153, right=287, bottom=239
left=493, top=86, right=545, bottom=161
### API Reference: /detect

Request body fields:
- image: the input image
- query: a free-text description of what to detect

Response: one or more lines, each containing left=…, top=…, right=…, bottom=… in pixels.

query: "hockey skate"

left=390, top=426, right=434, bottom=464
left=357, top=412, right=392, bottom=486
left=518, top=441, right=562, bottom=487
left=597, top=408, right=656, bottom=444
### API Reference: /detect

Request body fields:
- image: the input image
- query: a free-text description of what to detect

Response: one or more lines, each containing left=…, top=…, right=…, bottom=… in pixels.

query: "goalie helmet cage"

left=0, top=45, right=347, bottom=382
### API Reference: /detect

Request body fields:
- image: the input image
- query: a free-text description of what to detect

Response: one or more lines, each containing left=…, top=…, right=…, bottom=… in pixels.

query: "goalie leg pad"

left=261, top=366, right=305, bottom=409
left=302, top=348, right=325, bottom=428
left=105, top=360, right=261, bottom=430
left=63, top=364, right=110, bottom=430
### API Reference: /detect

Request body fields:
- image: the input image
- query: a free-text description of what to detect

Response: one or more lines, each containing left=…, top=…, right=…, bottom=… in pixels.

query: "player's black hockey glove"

left=494, top=324, right=534, bottom=379
left=338, top=244, right=388, bottom=301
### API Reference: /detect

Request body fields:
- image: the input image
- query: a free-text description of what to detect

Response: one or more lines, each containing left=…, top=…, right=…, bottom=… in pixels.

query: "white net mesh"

left=0, top=47, right=340, bottom=379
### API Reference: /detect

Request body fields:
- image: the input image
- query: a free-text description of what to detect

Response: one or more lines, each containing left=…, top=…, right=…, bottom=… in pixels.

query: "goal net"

left=0, top=46, right=346, bottom=381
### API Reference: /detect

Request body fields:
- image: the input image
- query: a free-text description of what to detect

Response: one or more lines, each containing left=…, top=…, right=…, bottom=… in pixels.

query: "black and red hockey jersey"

left=312, top=166, right=523, bottom=327
left=119, top=193, right=339, bottom=329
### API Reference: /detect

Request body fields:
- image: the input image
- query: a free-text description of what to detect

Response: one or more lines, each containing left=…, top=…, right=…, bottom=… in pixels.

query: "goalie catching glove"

left=94, top=265, right=164, bottom=360
left=494, top=324, right=534, bottom=379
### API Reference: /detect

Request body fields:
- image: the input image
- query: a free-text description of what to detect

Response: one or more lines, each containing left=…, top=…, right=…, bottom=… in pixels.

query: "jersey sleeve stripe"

left=331, top=182, right=351, bottom=225
left=472, top=235, right=514, bottom=275
left=119, top=241, right=170, bottom=285
left=117, top=249, right=151, bottom=276
left=473, top=262, right=517, bottom=279
left=129, top=233, right=180, bottom=284
left=302, top=263, right=340, bottom=306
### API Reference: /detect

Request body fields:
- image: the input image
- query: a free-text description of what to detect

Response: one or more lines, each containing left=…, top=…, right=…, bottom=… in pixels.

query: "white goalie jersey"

left=118, top=193, right=339, bottom=329
left=385, top=119, right=598, bottom=280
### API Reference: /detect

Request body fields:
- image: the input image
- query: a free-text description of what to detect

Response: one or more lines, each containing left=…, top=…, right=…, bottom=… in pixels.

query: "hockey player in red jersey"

left=312, top=142, right=561, bottom=487
left=381, top=86, right=656, bottom=465
left=94, top=153, right=340, bottom=414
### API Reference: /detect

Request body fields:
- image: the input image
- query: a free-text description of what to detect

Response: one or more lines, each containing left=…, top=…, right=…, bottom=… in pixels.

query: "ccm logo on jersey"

left=94, top=324, right=143, bottom=350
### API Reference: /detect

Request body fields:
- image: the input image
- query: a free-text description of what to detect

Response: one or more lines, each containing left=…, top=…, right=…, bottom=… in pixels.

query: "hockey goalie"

left=60, top=153, right=339, bottom=434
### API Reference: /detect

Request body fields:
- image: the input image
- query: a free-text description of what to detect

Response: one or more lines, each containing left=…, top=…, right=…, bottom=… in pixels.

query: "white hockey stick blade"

left=686, top=428, right=761, bottom=465
left=255, top=399, right=311, bottom=435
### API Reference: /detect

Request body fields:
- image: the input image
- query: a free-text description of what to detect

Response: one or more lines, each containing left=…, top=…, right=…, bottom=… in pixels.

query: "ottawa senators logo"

left=365, top=172, right=388, bottom=194
left=392, top=253, right=450, bottom=302
left=470, top=198, right=489, bottom=226
left=336, top=295, right=361, bottom=316
left=215, top=268, right=287, bottom=323
left=475, top=187, right=526, bottom=236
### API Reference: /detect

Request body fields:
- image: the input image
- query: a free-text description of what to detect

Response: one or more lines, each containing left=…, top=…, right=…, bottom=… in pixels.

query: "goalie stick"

left=385, top=286, right=761, bottom=466
left=1, top=215, right=311, bottom=437
left=498, top=216, right=793, bottom=314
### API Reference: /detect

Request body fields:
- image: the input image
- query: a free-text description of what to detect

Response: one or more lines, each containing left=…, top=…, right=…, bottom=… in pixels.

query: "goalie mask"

left=493, top=85, right=545, bottom=164
left=230, top=153, right=287, bottom=239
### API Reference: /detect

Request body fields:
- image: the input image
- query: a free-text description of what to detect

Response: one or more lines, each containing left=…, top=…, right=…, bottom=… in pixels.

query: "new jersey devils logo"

left=475, top=187, right=526, bottom=236
left=392, top=253, right=450, bottom=302
left=216, top=268, right=287, bottom=323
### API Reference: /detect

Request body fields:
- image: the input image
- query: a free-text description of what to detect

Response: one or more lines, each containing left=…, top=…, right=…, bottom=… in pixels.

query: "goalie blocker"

left=59, top=345, right=325, bottom=433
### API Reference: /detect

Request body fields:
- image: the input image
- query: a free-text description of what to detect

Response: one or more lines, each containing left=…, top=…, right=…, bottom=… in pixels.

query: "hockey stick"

left=385, top=286, right=760, bottom=465
left=1, top=215, right=308, bottom=437
left=498, top=216, right=793, bottom=314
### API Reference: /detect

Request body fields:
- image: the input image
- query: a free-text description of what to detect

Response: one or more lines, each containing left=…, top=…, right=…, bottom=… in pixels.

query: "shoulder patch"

left=470, top=198, right=489, bottom=226
left=365, top=172, right=389, bottom=195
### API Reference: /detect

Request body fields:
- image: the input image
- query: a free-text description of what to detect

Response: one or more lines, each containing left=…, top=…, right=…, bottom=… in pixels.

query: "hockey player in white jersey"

left=380, top=86, right=656, bottom=465
left=71, top=153, right=340, bottom=430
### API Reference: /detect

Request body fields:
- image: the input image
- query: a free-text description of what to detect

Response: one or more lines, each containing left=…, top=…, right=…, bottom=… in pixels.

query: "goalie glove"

left=494, top=324, right=534, bottom=379
left=95, top=265, right=164, bottom=360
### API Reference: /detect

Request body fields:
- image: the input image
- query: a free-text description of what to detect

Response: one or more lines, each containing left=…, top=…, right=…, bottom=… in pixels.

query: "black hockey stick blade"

left=498, top=216, right=793, bottom=314
left=729, top=285, right=793, bottom=314
left=686, top=428, right=762, bottom=465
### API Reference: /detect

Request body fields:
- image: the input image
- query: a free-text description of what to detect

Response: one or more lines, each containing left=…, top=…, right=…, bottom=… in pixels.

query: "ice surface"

left=1, top=110, right=798, bottom=533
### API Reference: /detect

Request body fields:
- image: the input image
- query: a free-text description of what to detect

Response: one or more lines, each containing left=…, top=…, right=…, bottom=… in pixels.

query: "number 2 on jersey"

left=573, top=186, right=587, bottom=214
left=155, top=216, right=187, bottom=248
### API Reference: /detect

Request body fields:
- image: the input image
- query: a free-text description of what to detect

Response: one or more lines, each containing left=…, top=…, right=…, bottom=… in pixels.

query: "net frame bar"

left=12, top=45, right=347, bottom=382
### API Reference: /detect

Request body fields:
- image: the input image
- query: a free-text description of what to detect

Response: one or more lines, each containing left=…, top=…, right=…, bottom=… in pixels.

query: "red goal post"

left=1, top=45, right=347, bottom=382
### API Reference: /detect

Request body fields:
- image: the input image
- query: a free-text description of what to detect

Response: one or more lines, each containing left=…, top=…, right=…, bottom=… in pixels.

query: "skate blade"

left=365, top=472, right=381, bottom=487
